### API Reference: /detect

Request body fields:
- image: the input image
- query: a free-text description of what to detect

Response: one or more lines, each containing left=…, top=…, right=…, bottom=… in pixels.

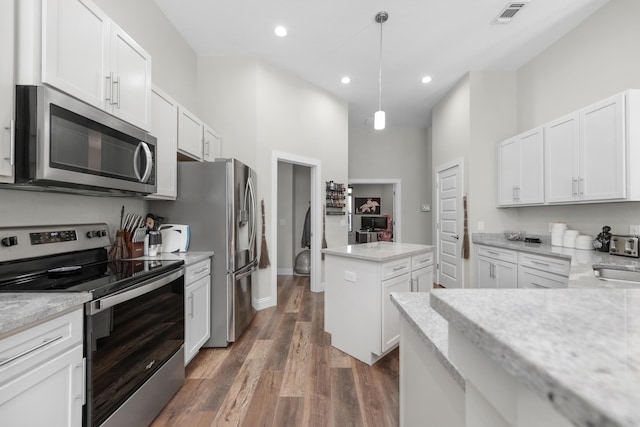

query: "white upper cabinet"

left=40, top=0, right=151, bottom=130
left=41, top=0, right=109, bottom=109
left=202, top=125, right=221, bottom=162
left=107, top=25, right=152, bottom=130
left=579, top=94, right=625, bottom=201
left=177, top=106, right=204, bottom=160
left=497, top=127, right=543, bottom=206
left=545, top=112, right=580, bottom=203
left=147, top=85, right=178, bottom=200
left=546, top=93, right=626, bottom=204
left=0, top=0, right=15, bottom=183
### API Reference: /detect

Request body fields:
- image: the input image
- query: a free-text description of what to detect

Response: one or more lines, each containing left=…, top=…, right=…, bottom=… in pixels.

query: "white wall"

left=198, top=57, right=349, bottom=302
left=349, top=127, right=432, bottom=244
left=515, top=0, right=640, bottom=237
left=431, top=71, right=519, bottom=288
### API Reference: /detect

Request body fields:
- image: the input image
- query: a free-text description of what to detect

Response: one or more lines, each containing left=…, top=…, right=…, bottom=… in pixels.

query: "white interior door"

left=437, top=163, right=462, bottom=288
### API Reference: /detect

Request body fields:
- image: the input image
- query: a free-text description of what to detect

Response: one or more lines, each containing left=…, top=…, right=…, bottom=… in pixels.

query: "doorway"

left=348, top=179, right=401, bottom=243
left=271, top=151, right=322, bottom=296
left=435, top=159, right=464, bottom=288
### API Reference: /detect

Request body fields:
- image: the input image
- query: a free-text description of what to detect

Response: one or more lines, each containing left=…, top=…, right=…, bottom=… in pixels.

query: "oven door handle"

left=88, top=268, right=184, bottom=315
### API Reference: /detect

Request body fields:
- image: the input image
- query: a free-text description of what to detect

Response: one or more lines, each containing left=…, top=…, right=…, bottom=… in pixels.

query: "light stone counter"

left=473, top=233, right=640, bottom=289
left=431, top=288, right=640, bottom=427
left=0, top=292, right=91, bottom=338
left=322, top=241, right=433, bottom=262
left=135, top=250, right=213, bottom=266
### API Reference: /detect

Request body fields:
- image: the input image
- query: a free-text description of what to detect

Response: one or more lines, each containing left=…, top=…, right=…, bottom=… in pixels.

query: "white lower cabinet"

left=476, top=247, right=518, bottom=289
left=517, top=252, right=569, bottom=289
left=411, top=251, right=434, bottom=292
left=325, top=250, right=433, bottom=365
left=184, top=258, right=211, bottom=365
left=381, top=273, right=411, bottom=353
left=0, top=309, right=84, bottom=427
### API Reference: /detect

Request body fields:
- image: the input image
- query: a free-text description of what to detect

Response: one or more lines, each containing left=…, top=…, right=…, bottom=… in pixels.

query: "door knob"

left=452, top=234, right=459, bottom=240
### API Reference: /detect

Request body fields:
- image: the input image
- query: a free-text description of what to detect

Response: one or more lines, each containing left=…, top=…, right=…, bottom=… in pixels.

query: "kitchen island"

left=322, top=241, right=434, bottom=365
left=392, top=288, right=640, bottom=427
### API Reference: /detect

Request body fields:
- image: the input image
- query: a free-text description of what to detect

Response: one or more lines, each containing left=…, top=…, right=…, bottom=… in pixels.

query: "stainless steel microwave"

left=12, top=85, right=156, bottom=195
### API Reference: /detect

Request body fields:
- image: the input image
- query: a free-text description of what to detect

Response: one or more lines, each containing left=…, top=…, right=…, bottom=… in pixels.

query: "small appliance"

left=609, top=235, right=639, bottom=257
left=160, top=224, right=190, bottom=252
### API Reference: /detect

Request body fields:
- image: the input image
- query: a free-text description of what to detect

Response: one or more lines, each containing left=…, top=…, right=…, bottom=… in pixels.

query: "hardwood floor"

left=151, top=275, right=399, bottom=427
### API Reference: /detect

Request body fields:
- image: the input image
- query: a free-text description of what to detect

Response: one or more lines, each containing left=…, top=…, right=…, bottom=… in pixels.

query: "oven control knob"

left=86, top=231, right=94, bottom=238
left=1, top=236, right=18, bottom=247
left=99, top=230, right=107, bottom=237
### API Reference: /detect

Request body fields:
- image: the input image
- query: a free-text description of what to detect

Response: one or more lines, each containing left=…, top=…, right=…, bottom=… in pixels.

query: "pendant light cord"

left=378, top=18, right=383, bottom=111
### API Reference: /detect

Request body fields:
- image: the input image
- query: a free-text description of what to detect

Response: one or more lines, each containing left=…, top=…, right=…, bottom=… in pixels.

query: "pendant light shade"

left=374, top=110, right=385, bottom=130
left=374, top=11, right=388, bottom=130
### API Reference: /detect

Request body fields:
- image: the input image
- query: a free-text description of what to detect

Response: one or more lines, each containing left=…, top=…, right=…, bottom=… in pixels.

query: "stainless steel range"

left=0, top=224, right=185, bottom=427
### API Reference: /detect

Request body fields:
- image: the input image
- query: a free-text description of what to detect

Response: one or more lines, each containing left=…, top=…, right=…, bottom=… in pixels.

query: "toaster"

left=609, top=234, right=639, bottom=257
left=159, top=224, right=190, bottom=252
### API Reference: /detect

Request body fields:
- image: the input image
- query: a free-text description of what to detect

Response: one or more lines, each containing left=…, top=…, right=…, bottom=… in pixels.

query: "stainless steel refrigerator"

left=150, top=158, right=257, bottom=347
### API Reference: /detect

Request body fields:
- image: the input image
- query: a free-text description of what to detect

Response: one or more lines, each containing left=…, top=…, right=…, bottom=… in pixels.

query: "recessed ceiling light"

left=341, top=77, right=351, bottom=84
left=421, top=76, right=432, bottom=84
left=274, top=26, right=287, bottom=37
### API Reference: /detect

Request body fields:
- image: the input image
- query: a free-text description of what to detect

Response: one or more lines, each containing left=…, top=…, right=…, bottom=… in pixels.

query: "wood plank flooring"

left=151, top=275, right=399, bottom=427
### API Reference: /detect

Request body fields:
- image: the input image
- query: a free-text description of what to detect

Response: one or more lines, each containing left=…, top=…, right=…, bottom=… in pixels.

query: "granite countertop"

left=430, top=288, right=640, bottom=427
left=390, top=292, right=464, bottom=390
left=322, top=242, right=434, bottom=262
left=473, top=233, right=640, bottom=289
left=134, top=250, right=213, bottom=265
left=0, top=293, right=91, bottom=338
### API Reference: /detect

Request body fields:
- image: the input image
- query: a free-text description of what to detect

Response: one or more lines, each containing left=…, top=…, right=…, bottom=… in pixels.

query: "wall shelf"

left=326, top=181, right=346, bottom=214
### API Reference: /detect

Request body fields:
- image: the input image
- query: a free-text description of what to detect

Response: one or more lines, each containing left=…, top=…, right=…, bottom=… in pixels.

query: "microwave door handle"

left=133, top=141, right=153, bottom=183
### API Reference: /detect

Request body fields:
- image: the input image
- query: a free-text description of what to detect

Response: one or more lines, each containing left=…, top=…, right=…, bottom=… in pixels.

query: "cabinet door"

left=412, top=266, right=433, bottom=292
left=476, top=256, right=496, bottom=288
left=185, top=275, right=211, bottom=365
left=381, top=274, right=411, bottom=352
left=0, top=0, right=14, bottom=182
left=0, top=345, right=83, bottom=427
left=109, top=23, right=152, bottom=131
left=497, top=138, right=517, bottom=206
left=41, top=0, right=109, bottom=109
left=147, top=86, right=178, bottom=199
left=177, top=106, right=203, bottom=160
left=518, top=128, right=544, bottom=204
left=545, top=113, right=580, bottom=203
left=202, top=125, right=221, bottom=162
left=580, top=94, right=625, bottom=201
left=494, top=259, right=518, bottom=289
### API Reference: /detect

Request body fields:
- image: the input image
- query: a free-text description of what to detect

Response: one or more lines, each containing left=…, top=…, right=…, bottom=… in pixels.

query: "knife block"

left=124, top=231, right=144, bottom=258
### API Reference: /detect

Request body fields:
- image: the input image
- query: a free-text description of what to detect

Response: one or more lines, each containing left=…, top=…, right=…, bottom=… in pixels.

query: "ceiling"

left=154, top=0, right=610, bottom=129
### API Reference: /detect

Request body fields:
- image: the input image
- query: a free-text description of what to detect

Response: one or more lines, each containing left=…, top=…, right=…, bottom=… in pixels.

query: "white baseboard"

left=277, top=267, right=294, bottom=275
left=253, top=295, right=275, bottom=310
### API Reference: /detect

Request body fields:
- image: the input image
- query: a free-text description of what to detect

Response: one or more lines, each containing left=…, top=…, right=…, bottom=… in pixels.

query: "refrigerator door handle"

left=247, top=176, right=257, bottom=259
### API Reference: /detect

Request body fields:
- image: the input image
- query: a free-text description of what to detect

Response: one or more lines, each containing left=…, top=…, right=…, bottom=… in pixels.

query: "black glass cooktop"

left=0, top=248, right=184, bottom=299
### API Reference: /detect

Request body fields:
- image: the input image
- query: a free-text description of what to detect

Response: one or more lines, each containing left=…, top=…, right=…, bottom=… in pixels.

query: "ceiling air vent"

left=492, top=0, right=531, bottom=24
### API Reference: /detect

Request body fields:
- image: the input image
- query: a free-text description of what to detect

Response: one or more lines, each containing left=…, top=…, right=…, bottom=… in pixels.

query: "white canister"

left=575, top=234, right=594, bottom=250
left=563, top=229, right=579, bottom=248
left=551, top=222, right=568, bottom=233
left=551, top=231, right=564, bottom=246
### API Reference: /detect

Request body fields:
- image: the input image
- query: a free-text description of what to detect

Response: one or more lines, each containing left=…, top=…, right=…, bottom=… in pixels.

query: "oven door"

left=84, top=267, right=184, bottom=427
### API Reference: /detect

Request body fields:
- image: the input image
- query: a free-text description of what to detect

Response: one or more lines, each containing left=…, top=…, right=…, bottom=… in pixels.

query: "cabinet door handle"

left=75, top=357, right=86, bottom=405
left=0, top=335, right=63, bottom=367
left=579, top=177, right=584, bottom=196
left=105, top=74, right=112, bottom=102
left=193, top=267, right=208, bottom=276
left=531, top=260, right=550, bottom=267
left=3, top=120, right=15, bottom=165
left=530, top=282, right=546, bottom=289
left=188, top=294, right=194, bottom=318
left=572, top=178, right=578, bottom=196
left=393, top=265, right=407, bottom=272
left=487, top=251, right=500, bottom=256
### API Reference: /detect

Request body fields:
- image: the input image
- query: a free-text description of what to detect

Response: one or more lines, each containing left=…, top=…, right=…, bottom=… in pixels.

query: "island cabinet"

left=323, top=242, right=434, bottom=365
left=0, top=309, right=84, bottom=427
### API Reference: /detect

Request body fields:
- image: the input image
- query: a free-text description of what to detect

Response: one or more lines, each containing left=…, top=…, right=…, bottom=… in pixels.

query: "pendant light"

left=374, top=11, right=388, bottom=130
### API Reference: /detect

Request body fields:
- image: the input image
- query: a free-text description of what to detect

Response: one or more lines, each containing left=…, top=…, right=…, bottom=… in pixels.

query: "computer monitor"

left=361, top=216, right=388, bottom=230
